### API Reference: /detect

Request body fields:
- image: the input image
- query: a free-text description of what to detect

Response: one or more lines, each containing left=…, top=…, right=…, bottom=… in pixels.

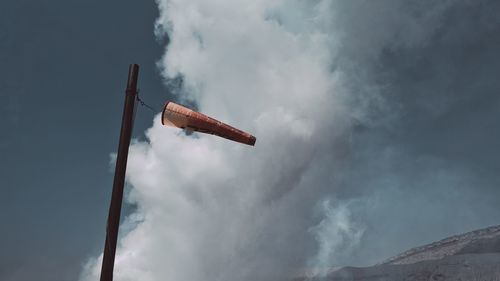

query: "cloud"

left=306, top=199, right=365, bottom=278
left=81, top=0, right=500, bottom=280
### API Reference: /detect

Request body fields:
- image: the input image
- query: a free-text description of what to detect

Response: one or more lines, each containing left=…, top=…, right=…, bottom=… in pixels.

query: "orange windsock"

left=161, top=102, right=256, bottom=146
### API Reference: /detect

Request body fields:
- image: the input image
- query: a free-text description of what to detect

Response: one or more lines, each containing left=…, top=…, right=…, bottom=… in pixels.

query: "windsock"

left=161, top=101, right=256, bottom=146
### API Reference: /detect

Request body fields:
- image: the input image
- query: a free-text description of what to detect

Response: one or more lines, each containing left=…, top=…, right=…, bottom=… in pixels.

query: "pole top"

left=126, top=64, right=140, bottom=92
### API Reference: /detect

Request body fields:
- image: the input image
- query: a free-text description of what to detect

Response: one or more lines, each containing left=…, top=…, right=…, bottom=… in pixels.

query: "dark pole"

left=100, top=64, right=139, bottom=281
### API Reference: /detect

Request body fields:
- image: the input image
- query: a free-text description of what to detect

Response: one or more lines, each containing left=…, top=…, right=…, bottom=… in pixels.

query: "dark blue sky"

left=2, top=1, right=500, bottom=281
left=0, top=1, right=170, bottom=280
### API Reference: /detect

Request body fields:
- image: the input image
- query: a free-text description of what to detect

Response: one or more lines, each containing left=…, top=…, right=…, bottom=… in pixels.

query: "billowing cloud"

left=81, top=0, right=500, bottom=280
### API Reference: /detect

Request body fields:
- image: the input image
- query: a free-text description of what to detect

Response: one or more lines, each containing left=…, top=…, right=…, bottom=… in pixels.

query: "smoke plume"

left=81, top=0, right=500, bottom=280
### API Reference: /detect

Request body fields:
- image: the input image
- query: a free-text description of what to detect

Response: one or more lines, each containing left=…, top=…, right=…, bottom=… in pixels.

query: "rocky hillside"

left=382, top=225, right=500, bottom=265
left=297, top=225, right=500, bottom=281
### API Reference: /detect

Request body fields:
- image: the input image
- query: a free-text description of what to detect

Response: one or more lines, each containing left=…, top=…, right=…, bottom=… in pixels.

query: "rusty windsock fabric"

left=161, top=102, right=256, bottom=146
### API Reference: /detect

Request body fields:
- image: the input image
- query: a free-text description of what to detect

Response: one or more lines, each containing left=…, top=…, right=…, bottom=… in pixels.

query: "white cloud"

left=80, top=1, right=493, bottom=280
left=306, top=199, right=365, bottom=278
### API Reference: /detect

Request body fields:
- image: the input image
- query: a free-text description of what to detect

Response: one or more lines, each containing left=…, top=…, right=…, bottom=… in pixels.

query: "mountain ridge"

left=296, top=224, right=500, bottom=281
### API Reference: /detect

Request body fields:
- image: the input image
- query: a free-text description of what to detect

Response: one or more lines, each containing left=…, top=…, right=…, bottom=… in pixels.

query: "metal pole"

left=100, top=64, right=139, bottom=281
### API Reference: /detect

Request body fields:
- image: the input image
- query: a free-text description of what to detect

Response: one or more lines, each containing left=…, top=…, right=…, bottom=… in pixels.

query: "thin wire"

left=136, top=90, right=158, bottom=114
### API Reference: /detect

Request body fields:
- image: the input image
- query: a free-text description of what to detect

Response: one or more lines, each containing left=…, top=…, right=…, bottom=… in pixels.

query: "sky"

left=1, top=1, right=500, bottom=281
left=0, top=1, right=168, bottom=280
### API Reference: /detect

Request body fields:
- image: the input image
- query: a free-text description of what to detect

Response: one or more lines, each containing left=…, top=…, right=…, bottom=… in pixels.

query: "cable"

left=136, top=91, right=158, bottom=114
